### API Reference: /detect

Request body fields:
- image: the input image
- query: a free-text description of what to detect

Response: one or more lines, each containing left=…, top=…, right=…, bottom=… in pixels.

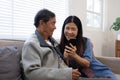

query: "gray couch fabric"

left=0, top=46, right=21, bottom=80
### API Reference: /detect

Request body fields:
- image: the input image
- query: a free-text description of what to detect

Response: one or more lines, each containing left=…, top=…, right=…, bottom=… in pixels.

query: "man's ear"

left=39, top=20, right=45, bottom=26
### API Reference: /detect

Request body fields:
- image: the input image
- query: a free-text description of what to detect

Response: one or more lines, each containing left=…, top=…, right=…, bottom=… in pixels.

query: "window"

left=0, top=0, right=69, bottom=40
left=86, top=0, right=103, bottom=29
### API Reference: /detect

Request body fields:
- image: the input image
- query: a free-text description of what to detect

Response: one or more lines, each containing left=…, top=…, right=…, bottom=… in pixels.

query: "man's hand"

left=72, top=69, right=81, bottom=80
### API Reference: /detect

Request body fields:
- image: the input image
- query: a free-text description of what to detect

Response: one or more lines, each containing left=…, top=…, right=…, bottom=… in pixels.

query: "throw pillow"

left=0, top=46, right=21, bottom=80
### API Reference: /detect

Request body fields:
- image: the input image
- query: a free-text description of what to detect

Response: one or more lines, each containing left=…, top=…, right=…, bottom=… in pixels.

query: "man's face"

left=41, top=17, right=56, bottom=38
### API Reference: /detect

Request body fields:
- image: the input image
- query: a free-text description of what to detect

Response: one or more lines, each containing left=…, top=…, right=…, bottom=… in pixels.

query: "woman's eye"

left=72, top=28, right=77, bottom=31
left=65, top=27, right=69, bottom=30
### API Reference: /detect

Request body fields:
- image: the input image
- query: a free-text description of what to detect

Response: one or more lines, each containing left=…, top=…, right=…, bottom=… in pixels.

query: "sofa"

left=0, top=39, right=120, bottom=80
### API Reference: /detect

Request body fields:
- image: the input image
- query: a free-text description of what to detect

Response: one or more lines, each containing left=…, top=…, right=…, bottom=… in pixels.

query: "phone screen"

left=66, top=39, right=76, bottom=46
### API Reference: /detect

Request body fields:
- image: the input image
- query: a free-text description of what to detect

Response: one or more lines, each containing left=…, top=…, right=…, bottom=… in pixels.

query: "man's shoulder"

left=25, top=34, right=38, bottom=45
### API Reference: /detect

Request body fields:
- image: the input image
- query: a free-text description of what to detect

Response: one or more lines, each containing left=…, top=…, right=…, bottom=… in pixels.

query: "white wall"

left=105, top=0, right=120, bottom=56
left=69, top=0, right=120, bottom=57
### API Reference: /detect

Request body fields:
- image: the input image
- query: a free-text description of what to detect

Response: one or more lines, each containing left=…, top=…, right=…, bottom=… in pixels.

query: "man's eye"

left=52, top=22, right=55, bottom=25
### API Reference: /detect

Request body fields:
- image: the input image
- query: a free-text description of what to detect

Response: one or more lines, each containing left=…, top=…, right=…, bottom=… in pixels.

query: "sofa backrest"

left=0, top=39, right=24, bottom=60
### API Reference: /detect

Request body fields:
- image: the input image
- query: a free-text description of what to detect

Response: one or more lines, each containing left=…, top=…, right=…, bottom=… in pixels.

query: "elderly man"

left=22, top=9, right=80, bottom=80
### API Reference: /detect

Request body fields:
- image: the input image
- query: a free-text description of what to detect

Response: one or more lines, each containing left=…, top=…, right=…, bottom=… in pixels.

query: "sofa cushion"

left=115, top=74, right=120, bottom=80
left=0, top=39, right=25, bottom=61
left=96, top=56, right=120, bottom=74
left=0, top=46, right=21, bottom=80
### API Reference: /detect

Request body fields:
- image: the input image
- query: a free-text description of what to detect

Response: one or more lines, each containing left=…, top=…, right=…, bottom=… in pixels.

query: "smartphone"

left=66, top=38, right=76, bottom=46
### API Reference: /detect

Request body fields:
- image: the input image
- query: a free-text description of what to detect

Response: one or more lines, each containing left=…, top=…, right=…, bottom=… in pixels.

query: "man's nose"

left=54, top=26, right=56, bottom=29
left=53, top=25, right=56, bottom=29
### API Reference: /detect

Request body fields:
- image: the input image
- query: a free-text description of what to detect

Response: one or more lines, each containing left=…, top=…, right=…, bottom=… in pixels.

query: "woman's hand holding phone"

left=65, top=43, right=77, bottom=58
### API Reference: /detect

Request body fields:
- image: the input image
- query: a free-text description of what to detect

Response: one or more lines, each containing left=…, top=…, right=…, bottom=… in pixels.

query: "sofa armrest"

left=96, top=56, right=120, bottom=74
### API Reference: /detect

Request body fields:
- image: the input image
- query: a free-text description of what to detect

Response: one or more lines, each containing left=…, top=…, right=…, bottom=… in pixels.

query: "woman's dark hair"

left=34, top=9, right=55, bottom=28
left=59, top=16, right=86, bottom=56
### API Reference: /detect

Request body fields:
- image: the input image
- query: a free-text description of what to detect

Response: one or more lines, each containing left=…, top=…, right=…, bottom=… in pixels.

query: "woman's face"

left=64, top=22, right=78, bottom=40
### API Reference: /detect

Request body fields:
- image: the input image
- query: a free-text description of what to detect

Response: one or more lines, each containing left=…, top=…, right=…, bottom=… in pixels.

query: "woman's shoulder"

left=83, top=37, right=93, bottom=48
left=83, top=37, right=90, bottom=42
left=83, top=37, right=92, bottom=46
